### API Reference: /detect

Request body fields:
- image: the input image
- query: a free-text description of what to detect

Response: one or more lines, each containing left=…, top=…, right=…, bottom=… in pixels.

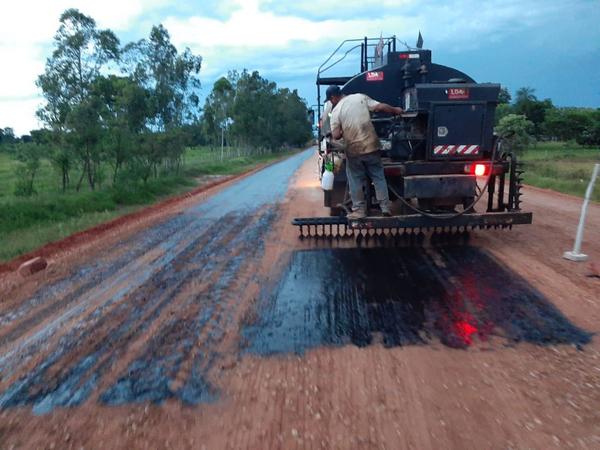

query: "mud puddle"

left=243, top=246, right=592, bottom=354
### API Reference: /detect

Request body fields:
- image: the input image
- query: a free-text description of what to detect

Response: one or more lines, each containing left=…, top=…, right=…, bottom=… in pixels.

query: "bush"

left=12, top=143, right=44, bottom=196
left=577, top=121, right=600, bottom=147
left=110, top=175, right=192, bottom=205
left=496, top=114, right=534, bottom=153
left=0, top=191, right=116, bottom=233
left=13, top=167, right=37, bottom=196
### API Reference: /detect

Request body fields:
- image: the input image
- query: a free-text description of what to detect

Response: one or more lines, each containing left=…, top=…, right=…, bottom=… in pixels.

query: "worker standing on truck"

left=321, top=100, right=345, bottom=154
left=328, top=85, right=403, bottom=219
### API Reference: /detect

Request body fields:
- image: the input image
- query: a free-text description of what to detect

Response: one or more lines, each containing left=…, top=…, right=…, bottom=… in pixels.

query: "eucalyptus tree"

left=122, top=24, right=202, bottom=130
left=121, top=24, right=202, bottom=173
left=92, top=75, right=150, bottom=182
left=203, top=76, right=235, bottom=153
left=36, top=8, right=120, bottom=190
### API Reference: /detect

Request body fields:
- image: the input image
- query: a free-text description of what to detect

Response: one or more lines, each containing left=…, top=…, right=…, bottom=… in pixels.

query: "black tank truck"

left=293, top=35, right=532, bottom=238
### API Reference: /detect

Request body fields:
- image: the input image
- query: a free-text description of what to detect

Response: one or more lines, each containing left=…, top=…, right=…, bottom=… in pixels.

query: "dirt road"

left=1, top=149, right=599, bottom=449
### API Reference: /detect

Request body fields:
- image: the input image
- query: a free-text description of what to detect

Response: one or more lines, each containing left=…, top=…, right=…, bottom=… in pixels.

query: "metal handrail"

left=319, top=44, right=362, bottom=75
left=317, top=36, right=396, bottom=79
left=316, top=36, right=396, bottom=135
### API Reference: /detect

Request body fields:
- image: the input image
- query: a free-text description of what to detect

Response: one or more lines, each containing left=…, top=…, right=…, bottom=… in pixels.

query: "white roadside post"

left=563, top=163, right=600, bottom=262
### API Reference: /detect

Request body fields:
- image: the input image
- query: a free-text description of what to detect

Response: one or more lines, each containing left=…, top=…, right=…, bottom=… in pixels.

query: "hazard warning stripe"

left=433, top=145, right=480, bottom=155
left=464, top=144, right=479, bottom=154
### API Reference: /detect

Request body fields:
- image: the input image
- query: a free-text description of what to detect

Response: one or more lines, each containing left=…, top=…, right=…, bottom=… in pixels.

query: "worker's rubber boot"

left=347, top=209, right=367, bottom=220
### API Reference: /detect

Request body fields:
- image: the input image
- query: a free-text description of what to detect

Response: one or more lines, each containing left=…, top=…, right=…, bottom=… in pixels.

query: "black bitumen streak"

left=0, top=215, right=195, bottom=347
left=0, top=211, right=275, bottom=413
left=0, top=151, right=311, bottom=415
left=1, top=151, right=591, bottom=415
left=242, top=246, right=592, bottom=355
left=100, top=211, right=276, bottom=406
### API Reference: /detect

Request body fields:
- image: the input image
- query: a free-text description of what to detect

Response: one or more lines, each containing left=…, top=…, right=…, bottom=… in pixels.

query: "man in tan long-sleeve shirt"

left=328, top=85, right=403, bottom=219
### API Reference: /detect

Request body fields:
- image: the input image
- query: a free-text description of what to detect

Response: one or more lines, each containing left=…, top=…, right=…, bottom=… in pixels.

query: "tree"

left=577, top=110, right=600, bottom=147
left=1, top=127, right=16, bottom=144
left=92, top=75, right=150, bottom=182
left=496, top=114, right=534, bottom=153
left=204, top=70, right=313, bottom=152
left=36, top=9, right=120, bottom=128
left=31, top=128, right=71, bottom=191
left=13, top=143, right=45, bottom=196
left=498, top=86, right=511, bottom=104
left=27, top=8, right=309, bottom=197
left=272, top=88, right=312, bottom=148
left=513, top=87, right=553, bottom=137
left=495, top=103, right=513, bottom=125
left=181, top=122, right=206, bottom=147
left=65, top=96, right=104, bottom=190
left=122, top=25, right=202, bottom=130
left=36, top=8, right=120, bottom=191
left=230, top=70, right=279, bottom=149
left=203, top=76, right=235, bottom=152
left=542, top=108, right=594, bottom=141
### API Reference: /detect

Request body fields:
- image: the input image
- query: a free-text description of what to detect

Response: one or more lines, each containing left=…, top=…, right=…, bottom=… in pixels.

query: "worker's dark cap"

left=325, top=85, right=342, bottom=101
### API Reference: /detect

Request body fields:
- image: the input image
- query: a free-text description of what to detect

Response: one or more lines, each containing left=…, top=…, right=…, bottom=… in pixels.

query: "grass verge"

left=0, top=147, right=300, bottom=263
left=521, top=142, right=600, bottom=202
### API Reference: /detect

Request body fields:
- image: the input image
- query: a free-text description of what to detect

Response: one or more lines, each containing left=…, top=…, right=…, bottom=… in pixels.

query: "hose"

left=386, top=138, right=502, bottom=220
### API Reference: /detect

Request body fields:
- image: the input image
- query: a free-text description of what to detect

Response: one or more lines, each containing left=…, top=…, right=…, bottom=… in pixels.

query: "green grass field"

left=0, top=146, right=299, bottom=263
left=521, top=142, right=600, bottom=202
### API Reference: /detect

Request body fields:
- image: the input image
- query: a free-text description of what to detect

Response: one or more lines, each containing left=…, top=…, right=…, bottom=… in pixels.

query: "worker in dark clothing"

left=328, top=85, right=403, bottom=219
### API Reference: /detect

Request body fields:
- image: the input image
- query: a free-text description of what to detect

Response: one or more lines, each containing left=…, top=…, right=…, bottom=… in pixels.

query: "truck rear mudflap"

left=292, top=211, right=532, bottom=238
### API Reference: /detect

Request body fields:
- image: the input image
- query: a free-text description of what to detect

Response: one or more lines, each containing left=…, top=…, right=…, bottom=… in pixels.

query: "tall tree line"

left=32, top=9, right=202, bottom=193
left=202, top=70, right=312, bottom=151
left=496, top=87, right=600, bottom=146
left=6, top=8, right=311, bottom=197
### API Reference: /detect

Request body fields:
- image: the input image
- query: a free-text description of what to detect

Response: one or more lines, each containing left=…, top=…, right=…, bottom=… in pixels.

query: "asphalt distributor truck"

left=293, top=35, right=532, bottom=240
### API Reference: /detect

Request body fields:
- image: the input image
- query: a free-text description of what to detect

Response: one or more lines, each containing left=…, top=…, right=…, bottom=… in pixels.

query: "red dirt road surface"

left=1, top=149, right=599, bottom=449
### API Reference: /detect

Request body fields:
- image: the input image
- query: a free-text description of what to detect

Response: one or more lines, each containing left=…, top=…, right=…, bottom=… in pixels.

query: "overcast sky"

left=1, top=0, right=599, bottom=135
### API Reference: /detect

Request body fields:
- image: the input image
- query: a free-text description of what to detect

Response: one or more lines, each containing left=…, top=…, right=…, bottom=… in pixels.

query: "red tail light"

left=464, top=163, right=489, bottom=176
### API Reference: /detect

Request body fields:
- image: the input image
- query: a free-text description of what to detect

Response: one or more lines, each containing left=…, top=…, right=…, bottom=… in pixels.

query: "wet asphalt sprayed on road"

left=242, top=246, right=591, bottom=354
left=0, top=151, right=311, bottom=413
left=0, top=149, right=591, bottom=415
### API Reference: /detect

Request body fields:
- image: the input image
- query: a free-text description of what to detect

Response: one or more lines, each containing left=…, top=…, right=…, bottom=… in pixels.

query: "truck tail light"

left=474, top=164, right=486, bottom=176
left=464, top=163, right=489, bottom=176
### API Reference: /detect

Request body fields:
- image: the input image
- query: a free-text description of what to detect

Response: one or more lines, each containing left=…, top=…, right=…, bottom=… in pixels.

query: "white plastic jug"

left=321, top=168, right=334, bottom=191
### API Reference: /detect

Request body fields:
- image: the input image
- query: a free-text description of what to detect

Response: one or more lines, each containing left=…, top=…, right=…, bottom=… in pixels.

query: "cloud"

left=0, top=44, right=46, bottom=98
left=0, top=0, right=169, bottom=134
left=260, top=0, right=418, bottom=21
left=1, top=0, right=599, bottom=134
left=0, top=98, right=42, bottom=136
left=165, top=0, right=242, bottom=21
